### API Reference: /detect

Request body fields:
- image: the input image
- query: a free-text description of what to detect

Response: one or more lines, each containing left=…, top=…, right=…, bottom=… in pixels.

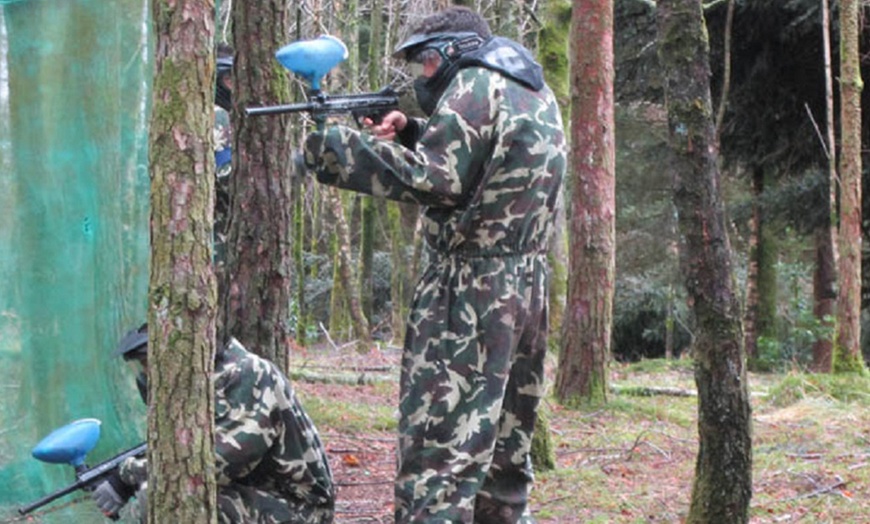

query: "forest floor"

left=291, top=344, right=870, bottom=524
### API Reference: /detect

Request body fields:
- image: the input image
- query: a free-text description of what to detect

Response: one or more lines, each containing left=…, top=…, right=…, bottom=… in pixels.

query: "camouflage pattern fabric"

left=118, top=339, right=335, bottom=523
left=304, top=65, right=566, bottom=523
left=214, top=104, right=232, bottom=268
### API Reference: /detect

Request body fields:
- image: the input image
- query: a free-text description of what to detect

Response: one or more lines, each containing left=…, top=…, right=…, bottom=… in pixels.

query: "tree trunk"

left=388, top=201, right=418, bottom=342
left=657, top=1, right=753, bottom=522
left=357, top=0, right=384, bottom=328
left=556, top=0, right=615, bottom=404
left=834, top=0, right=866, bottom=373
left=539, top=0, right=572, bottom=350
left=743, top=170, right=760, bottom=361
left=148, top=1, right=218, bottom=522
left=745, top=167, right=778, bottom=368
left=812, top=224, right=836, bottom=372
left=327, top=187, right=372, bottom=349
left=531, top=0, right=572, bottom=467
left=219, top=0, right=294, bottom=370
left=293, top=178, right=308, bottom=345
left=815, top=0, right=839, bottom=372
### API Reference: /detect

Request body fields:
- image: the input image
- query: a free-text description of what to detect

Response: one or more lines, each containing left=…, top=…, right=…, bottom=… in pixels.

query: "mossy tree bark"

left=744, top=167, right=778, bottom=369
left=657, top=0, right=752, bottom=521
left=556, top=0, right=615, bottom=405
left=538, top=0, right=571, bottom=350
left=834, top=0, right=867, bottom=374
left=219, top=0, right=294, bottom=370
left=148, top=0, right=218, bottom=521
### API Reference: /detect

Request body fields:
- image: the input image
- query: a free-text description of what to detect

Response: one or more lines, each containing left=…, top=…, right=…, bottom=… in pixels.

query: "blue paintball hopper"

left=31, top=418, right=102, bottom=467
left=276, top=35, right=348, bottom=91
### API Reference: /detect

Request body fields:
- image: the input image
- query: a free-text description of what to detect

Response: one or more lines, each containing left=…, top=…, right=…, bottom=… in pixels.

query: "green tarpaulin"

left=0, top=0, right=151, bottom=520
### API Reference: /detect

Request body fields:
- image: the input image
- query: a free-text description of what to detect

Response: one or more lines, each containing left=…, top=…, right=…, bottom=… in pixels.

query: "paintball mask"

left=115, top=324, right=149, bottom=403
left=216, top=56, right=233, bottom=111
left=394, top=32, right=485, bottom=116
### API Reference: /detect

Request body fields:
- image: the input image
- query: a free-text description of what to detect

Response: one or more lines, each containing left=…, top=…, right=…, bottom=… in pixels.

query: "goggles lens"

left=408, top=61, right=426, bottom=78
left=408, top=48, right=443, bottom=78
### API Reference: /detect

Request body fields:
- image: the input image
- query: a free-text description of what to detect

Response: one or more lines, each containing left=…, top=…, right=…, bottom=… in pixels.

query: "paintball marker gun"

left=245, top=35, right=399, bottom=125
left=18, top=418, right=146, bottom=518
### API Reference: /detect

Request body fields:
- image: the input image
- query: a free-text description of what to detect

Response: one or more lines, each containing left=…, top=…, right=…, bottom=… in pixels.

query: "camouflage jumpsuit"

left=305, top=63, right=566, bottom=523
left=119, top=339, right=335, bottom=523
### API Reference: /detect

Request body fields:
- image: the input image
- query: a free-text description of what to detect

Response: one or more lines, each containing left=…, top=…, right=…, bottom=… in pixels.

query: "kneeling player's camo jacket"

left=119, top=339, right=334, bottom=523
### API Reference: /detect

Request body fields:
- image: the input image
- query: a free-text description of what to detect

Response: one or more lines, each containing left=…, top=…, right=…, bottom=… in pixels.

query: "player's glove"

left=92, top=470, right=135, bottom=519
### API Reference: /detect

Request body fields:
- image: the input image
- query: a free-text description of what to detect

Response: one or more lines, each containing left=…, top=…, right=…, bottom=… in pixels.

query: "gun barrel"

left=18, top=442, right=146, bottom=515
left=245, top=101, right=316, bottom=117
left=245, top=87, right=398, bottom=118
left=18, top=482, right=83, bottom=515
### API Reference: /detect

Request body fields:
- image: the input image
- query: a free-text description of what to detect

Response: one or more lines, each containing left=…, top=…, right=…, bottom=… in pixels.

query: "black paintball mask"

left=115, top=324, right=149, bottom=404
left=215, top=56, right=233, bottom=111
left=394, top=32, right=486, bottom=116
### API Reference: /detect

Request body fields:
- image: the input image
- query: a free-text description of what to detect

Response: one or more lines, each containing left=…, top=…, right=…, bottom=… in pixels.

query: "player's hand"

left=91, top=472, right=133, bottom=519
left=363, top=110, right=408, bottom=141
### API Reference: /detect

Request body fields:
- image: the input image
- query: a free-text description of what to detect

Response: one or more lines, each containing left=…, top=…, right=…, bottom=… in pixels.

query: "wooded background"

left=1, top=0, right=869, bottom=523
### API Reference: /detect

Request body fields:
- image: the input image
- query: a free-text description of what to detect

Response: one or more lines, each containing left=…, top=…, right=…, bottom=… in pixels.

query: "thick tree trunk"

left=556, top=0, right=615, bottom=404
left=657, top=1, right=753, bottom=522
left=149, top=1, right=218, bottom=522
left=219, top=0, right=294, bottom=370
left=834, top=0, right=866, bottom=373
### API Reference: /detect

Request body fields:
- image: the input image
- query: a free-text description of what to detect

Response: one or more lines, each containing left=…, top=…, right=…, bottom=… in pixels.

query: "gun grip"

left=351, top=109, right=386, bottom=128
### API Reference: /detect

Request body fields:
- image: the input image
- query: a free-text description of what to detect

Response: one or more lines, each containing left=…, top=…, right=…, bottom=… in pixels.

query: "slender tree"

left=327, top=188, right=372, bottom=348
left=744, top=166, right=778, bottom=368
left=148, top=0, right=218, bottom=521
left=834, top=0, right=866, bottom=374
left=219, top=0, right=294, bottom=369
left=556, top=0, right=615, bottom=404
left=812, top=0, right=838, bottom=373
left=657, top=0, right=752, bottom=521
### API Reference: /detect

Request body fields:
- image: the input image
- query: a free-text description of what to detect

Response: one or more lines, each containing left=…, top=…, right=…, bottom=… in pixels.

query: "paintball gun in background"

left=18, top=418, right=146, bottom=519
left=245, top=35, right=399, bottom=125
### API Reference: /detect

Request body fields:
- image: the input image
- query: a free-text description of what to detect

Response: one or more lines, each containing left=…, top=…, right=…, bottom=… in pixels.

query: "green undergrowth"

left=765, top=371, right=870, bottom=407
left=296, top=380, right=398, bottom=434
left=531, top=359, right=870, bottom=523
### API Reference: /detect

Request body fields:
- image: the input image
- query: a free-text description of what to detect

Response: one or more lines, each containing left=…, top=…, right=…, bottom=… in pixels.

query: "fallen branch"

left=783, top=476, right=847, bottom=502
left=611, top=384, right=697, bottom=397
left=289, top=369, right=392, bottom=385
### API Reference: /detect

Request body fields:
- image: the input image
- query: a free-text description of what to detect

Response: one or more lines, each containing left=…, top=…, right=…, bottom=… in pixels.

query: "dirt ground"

left=293, top=347, right=399, bottom=523
left=292, top=345, right=869, bottom=524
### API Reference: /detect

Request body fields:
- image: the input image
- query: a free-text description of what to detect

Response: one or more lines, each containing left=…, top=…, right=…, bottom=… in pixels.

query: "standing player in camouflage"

left=214, top=46, right=234, bottom=270
left=91, top=325, right=335, bottom=523
left=302, top=6, right=566, bottom=523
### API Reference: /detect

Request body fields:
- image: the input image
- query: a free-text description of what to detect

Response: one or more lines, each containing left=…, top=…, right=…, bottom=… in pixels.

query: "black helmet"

left=115, top=323, right=148, bottom=360
left=215, top=56, right=233, bottom=111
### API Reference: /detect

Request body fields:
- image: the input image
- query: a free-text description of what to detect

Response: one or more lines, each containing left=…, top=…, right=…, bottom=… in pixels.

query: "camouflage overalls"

left=305, top=64, right=566, bottom=523
left=119, top=339, right=335, bottom=523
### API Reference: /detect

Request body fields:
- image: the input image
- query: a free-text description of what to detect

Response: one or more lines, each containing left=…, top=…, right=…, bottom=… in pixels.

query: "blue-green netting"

left=0, top=0, right=151, bottom=520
